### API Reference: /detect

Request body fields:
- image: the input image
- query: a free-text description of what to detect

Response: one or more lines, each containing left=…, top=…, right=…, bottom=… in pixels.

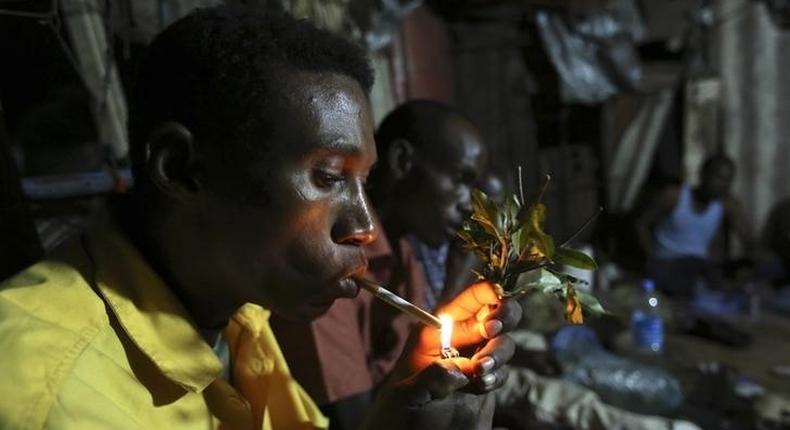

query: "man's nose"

left=336, top=222, right=376, bottom=246
left=458, top=187, right=473, bottom=218
left=332, top=182, right=377, bottom=246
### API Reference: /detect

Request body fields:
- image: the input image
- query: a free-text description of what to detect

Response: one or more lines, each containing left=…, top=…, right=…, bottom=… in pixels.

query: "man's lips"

left=307, top=272, right=363, bottom=308
left=336, top=277, right=360, bottom=298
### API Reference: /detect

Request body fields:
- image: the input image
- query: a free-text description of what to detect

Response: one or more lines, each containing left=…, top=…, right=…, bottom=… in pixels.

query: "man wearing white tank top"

left=636, top=154, right=755, bottom=296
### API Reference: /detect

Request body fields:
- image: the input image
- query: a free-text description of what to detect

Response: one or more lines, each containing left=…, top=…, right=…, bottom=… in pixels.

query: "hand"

left=364, top=282, right=522, bottom=430
left=407, top=281, right=520, bottom=388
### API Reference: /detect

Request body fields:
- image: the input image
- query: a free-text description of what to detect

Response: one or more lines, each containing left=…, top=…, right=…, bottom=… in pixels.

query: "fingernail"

left=449, top=369, right=469, bottom=387
left=480, top=356, right=496, bottom=372
left=484, top=320, right=503, bottom=338
left=481, top=373, right=496, bottom=386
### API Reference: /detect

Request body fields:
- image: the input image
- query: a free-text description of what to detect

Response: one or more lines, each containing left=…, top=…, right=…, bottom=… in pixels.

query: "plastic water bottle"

left=631, top=279, right=664, bottom=354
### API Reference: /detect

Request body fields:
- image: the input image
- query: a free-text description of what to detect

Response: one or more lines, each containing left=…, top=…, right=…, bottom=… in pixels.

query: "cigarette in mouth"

left=354, top=277, right=442, bottom=329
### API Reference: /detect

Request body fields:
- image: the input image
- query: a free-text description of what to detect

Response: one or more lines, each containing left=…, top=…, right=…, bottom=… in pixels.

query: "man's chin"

left=292, top=300, right=337, bottom=321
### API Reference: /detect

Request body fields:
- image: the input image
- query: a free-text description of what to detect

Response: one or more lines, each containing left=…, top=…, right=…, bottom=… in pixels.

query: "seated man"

left=0, top=5, right=519, bottom=430
left=372, top=100, right=488, bottom=310
left=636, top=154, right=754, bottom=295
left=272, top=101, right=511, bottom=429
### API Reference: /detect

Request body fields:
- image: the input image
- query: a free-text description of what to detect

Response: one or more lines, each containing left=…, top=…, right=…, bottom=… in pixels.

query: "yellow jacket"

left=0, top=227, right=327, bottom=430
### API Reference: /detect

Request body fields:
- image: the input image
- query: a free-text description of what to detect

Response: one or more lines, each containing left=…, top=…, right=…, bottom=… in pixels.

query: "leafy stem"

left=458, top=181, right=604, bottom=324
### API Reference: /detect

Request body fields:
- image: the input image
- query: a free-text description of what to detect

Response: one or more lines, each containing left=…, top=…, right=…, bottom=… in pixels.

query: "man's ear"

left=145, top=122, right=203, bottom=202
left=387, top=138, right=416, bottom=181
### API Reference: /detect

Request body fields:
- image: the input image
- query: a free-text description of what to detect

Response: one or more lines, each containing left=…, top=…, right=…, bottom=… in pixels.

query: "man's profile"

left=0, top=5, right=519, bottom=430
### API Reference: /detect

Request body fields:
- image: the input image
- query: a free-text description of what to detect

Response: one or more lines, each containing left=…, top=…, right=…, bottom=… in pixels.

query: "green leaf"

left=456, top=229, right=477, bottom=249
left=554, top=247, right=598, bottom=270
left=576, top=290, right=607, bottom=316
left=460, top=185, right=605, bottom=326
left=550, top=271, right=589, bottom=288
left=511, top=227, right=527, bottom=258
left=471, top=214, right=500, bottom=237
left=471, top=190, right=499, bottom=231
left=462, top=221, right=496, bottom=244
left=528, top=204, right=555, bottom=258
left=504, top=195, right=521, bottom=230
left=505, top=268, right=564, bottom=297
left=513, top=203, right=555, bottom=260
left=534, top=231, right=556, bottom=260
left=457, top=227, right=492, bottom=260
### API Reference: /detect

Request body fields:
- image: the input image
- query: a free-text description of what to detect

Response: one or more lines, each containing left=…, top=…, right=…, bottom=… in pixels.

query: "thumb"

left=399, top=360, right=469, bottom=407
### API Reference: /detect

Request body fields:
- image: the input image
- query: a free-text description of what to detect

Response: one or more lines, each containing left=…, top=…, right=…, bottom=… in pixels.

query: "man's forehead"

left=423, top=116, right=483, bottom=164
left=272, top=72, right=374, bottom=158
left=283, top=72, right=365, bottom=113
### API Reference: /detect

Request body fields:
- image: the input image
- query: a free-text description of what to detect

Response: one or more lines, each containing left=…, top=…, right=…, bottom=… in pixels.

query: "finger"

left=448, top=356, right=475, bottom=374
left=451, top=303, right=518, bottom=348
left=471, top=335, right=515, bottom=377
left=481, top=298, right=523, bottom=338
left=436, top=281, right=499, bottom=322
left=467, top=366, right=510, bottom=394
left=401, top=360, right=469, bottom=407
left=435, top=282, right=501, bottom=346
left=452, top=315, right=488, bottom=345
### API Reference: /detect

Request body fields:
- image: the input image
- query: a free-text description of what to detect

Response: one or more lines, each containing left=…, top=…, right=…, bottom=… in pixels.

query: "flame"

left=439, top=314, right=453, bottom=349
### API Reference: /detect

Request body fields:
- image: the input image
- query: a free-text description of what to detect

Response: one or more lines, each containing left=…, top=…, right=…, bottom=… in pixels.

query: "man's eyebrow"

left=315, top=139, right=362, bottom=156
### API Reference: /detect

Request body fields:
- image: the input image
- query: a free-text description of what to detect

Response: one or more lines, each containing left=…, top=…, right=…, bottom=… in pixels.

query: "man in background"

left=636, top=154, right=754, bottom=295
left=370, top=100, right=488, bottom=310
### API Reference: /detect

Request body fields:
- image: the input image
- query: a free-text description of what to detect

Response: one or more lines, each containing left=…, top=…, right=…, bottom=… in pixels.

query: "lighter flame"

left=439, top=314, right=453, bottom=350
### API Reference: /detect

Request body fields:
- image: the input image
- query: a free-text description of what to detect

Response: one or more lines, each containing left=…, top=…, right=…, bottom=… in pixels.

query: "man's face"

left=198, top=73, right=377, bottom=321
left=402, top=117, right=486, bottom=248
left=700, top=162, right=735, bottom=200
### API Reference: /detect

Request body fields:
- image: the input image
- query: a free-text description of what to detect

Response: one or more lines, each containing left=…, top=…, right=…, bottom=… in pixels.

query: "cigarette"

left=355, top=278, right=442, bottom=329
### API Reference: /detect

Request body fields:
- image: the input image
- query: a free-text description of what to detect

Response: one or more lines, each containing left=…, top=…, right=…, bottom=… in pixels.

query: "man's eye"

left=314, top=170, right=344, bottom=188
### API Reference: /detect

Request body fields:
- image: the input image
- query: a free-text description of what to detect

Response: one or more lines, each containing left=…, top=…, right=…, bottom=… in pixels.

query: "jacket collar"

left=83, top=223, right=222, bottom=392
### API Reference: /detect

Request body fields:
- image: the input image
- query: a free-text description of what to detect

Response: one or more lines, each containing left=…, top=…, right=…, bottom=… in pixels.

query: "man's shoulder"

left=0, top=259, right=107, bottom=333
left=0, top=260, right=111, bottom=429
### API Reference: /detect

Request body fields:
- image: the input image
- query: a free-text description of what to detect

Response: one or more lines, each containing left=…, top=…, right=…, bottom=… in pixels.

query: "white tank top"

left=654, top=185, right=723, bottom=259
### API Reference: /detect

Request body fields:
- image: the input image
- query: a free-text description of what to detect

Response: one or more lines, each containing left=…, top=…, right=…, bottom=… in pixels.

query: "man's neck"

left=112, top=194, right=238, bottom=341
